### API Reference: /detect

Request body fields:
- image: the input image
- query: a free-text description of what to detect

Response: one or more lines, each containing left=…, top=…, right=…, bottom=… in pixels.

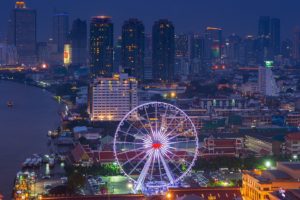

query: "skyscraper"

left=204, top=27, right=222, bottom=64
left=90, top=16, right=114, bottom=76
left=152, top=19, right=175, bottom=82
left=257, top=16, right=281, bottom=61
left=70, top=19, right=87, bottom=66
left=53, top=12, right=69, bottom=54
left=270, top=18, right=281, bottom=56
left=7, top=1, right=37, bottom=65
left=293, top=27, right=300, bottom=62
left=121, top=18, right=145, bottom=80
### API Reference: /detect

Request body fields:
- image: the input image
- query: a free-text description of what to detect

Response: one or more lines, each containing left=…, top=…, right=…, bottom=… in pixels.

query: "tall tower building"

left=121, top=18, right=145, bottom=80
left=152, top=19, right=175, bottom=82
left=204, top=27, right=222, bottom=64
left=7, top=1, right=37, bottom=65
left=70, top=19, right=87, bottom=66
left=293, top=28, right=300, bottom=62
left=89, top=16, right=114, bottom=76
left=53, top=12, right=69, bottom=54
left=270, top=18, right=281, bottom=56
left=257, top=16, right=281, bottom=61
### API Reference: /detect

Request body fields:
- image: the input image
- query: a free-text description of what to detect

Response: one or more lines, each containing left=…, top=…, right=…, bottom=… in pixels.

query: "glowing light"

left=166, top=192, right=172, bottom=199
left=152, top=143, right=162, bottom=149
left=265, top=161, right=272, bottom=168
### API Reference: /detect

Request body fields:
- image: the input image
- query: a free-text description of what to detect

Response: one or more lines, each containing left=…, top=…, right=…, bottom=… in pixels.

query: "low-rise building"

left=242, top=162, right=300, bottom=200
left=286, top=112, right=300, bottom=128
left=245, top=135, right=274, bottom=156
left=199, top=136, right=244, bottom=158
left=285, top=133, right=300, bottom=156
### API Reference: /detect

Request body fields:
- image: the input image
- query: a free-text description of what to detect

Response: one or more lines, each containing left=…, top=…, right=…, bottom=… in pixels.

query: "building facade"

left=121, top=18, right=145, bottom=80
left=89, top=73, right=138, bottom=121
left=89, top=16, right=114, bottom=76
left=70, top=19, right=87, bottom=66
left=7, top=1, right=37, bottom=65
left=152, top=19, right=175, bottom=82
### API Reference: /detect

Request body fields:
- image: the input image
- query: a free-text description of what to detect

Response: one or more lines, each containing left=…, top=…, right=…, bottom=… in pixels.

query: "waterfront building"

left=242, top=162, right=300, bottom=200
left=7, top=1, right=37, bottom=65
left=88, top=73, right=138, bottom=121
left=70, top=19, right=87, bottom=66
left=152, top=19, right=175, bottom=82
left=89, top=16, right=114, bottom=76
left=121, top=18, right=145, bottom=80
left=0, top=43, right=18, bottom=66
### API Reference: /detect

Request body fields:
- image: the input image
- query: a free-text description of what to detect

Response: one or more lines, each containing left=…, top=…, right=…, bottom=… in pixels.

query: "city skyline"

left=1, top=0, right=300, bottom=41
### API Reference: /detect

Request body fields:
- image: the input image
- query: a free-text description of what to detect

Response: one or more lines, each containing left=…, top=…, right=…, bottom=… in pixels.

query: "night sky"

left=0, top=0, right=300, bottom=41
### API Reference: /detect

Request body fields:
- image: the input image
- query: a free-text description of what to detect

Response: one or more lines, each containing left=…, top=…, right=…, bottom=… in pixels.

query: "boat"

left=7, top=100, right=14, bottom=108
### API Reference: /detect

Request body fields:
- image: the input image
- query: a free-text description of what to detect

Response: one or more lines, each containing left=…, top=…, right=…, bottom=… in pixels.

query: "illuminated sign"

left=64, top=44, right=72, bottom=66
left=264, top=60, right=274, bottom=68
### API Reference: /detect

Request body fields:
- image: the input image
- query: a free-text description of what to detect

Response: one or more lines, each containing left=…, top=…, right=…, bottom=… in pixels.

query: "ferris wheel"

left=113, top=102, right=199, bottom=192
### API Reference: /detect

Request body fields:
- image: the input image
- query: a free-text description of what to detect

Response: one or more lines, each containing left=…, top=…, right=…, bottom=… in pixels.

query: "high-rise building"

left=144, top=34, right=152, bottom=80
left=257, top=16, right=281, bottom=62
left=121, top=18, right=145, bottom=80
left=175, top=34, right=189, bottom=58
left=293, top=27, right=300, bottom=62
left=53, top=12, right=69, bottom=54
left=0, top=44, right=18, bottom=66
left=7, top=1, right=37, bottom=65
left=270, top=18, right=281, bottom=56
left=113, top=36, right=122, bottom=73
left=258, top=66, right=279, bottom=97
left=90, top=16, right=114, bottom=76
left=204, top=27, right=222, bottom=64
left=152, top=19, right=175, bottom=82
left=88, top=73, right=138, bottom=121
left=70, top=19, right=87, bottom=66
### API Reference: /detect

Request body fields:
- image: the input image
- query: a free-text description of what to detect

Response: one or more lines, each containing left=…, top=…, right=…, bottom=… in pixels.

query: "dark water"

left=0, top=81, right=61, bottom=199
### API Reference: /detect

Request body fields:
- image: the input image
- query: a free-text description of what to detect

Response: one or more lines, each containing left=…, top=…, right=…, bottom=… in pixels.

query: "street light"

left=265, top=161, right=272, bottom=169
left=293, top=154, right=298, bottom=161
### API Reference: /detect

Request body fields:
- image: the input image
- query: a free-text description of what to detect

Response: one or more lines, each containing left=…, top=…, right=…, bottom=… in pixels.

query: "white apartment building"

left=89, top=73, right=138, bottom=121
left=258, top=66, right=279, bottom=97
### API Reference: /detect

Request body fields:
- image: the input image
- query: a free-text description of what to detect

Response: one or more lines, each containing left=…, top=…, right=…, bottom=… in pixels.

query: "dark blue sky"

left=1, top=0, right=300, bottom=41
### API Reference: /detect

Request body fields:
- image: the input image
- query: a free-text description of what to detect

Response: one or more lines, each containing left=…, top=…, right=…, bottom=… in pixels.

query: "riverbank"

left=0, top=81, right=62, bottom=199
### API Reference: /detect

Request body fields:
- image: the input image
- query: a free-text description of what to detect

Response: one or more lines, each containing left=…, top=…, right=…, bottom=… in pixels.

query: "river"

left=0, top=81, right=61, bottom=199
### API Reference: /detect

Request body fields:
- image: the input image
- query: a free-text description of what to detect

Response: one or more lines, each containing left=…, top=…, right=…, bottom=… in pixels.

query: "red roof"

left=71, top=144, right=90, bottom=163
left=169, top=187, right=242, bottom=200
left=286, top=133, right=300, bottom=141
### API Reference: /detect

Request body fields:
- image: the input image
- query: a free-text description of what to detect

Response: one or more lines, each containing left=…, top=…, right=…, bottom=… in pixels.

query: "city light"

left=265, top=161, right=272, bottom=169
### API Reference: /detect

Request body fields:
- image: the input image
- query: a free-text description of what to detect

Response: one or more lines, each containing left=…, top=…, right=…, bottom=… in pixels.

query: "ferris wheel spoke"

left=117, top=146, right=147, bottom=155
left=135, top=151, right=154, bottom=192
left=168, top=146, right=198, bottom=154
left=168, top=127, right=192, bottom=140
left=121, top=149, right=148, bottom=168
left=165, top=149, right=193, bottom=166
left=149, top=151, right=157, bottom=181
left=165, top=118, right=188, bottom=138
left=135, top=115, right=152, bottom=136
left=163, top=150, right=184, bottom=175
left=128, top=150, right=153, bottom=176
left=168, top=140, right=195, bottom=145
left=118, top=130, right=140, bottom=140
left=158, top=151, right=175, bottom=184
left=115, top=141, right=144, bottom=145
left=162, top=108, right=182, bottom=134
left=143, top=106, right=155, bottom=134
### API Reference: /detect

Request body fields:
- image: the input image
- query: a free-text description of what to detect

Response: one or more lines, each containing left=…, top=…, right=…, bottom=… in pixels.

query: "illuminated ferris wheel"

left=113, top=102, right=199, bottom=193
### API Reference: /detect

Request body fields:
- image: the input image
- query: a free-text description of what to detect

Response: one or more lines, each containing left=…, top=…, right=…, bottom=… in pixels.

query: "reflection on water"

left=0, top=81, right=60, bottom=199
